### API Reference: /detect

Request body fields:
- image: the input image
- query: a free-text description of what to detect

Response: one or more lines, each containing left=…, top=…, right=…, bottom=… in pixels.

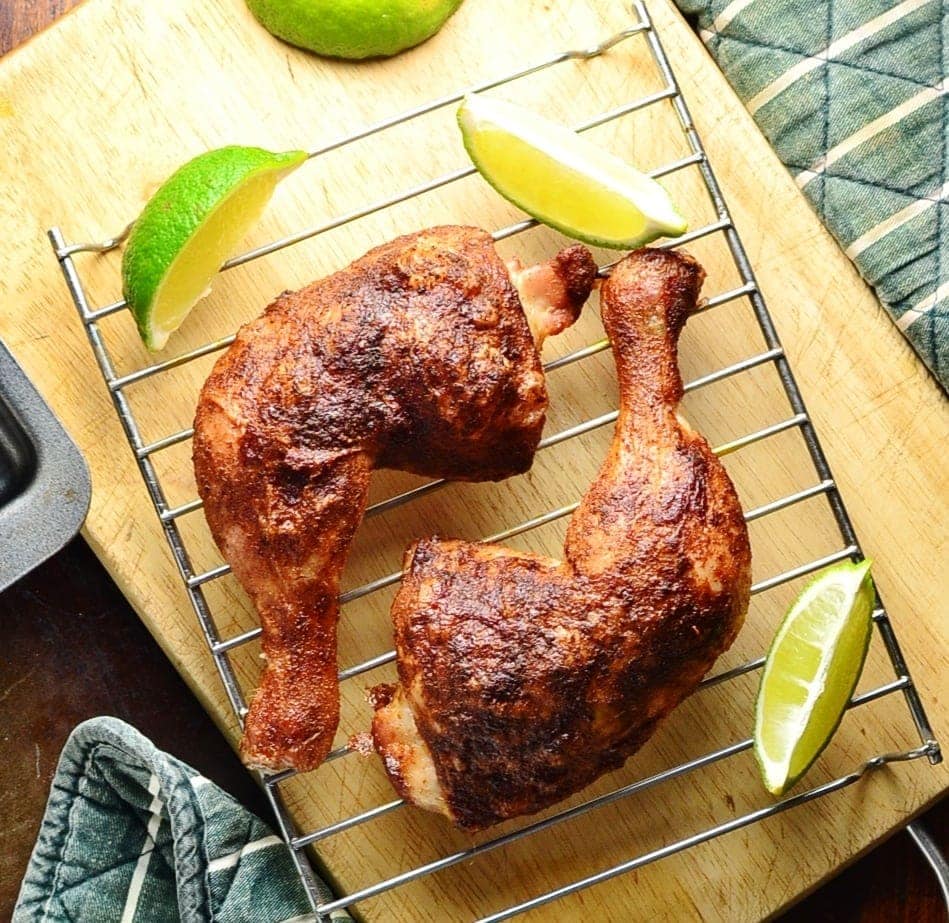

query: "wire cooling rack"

left=49, top=1, right=941, bottom=919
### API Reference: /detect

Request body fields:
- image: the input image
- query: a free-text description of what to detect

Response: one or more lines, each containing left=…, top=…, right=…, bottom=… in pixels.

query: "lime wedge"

left=457, top=94, right=687, bottom=249
left=121, top=145, right=306, bottom=351
left=754, top=559, right=876, bottom=796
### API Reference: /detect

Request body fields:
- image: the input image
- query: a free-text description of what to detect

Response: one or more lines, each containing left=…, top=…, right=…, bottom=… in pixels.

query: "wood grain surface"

left=0, top=536, right=272, bottom=917
left=0, top=0, right=946, bottom=920
left=3, top=541, right=948, bottom=920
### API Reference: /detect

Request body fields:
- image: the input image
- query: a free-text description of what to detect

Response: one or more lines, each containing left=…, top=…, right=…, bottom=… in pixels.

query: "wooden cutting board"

left=1, top=1, right=946, bottom=919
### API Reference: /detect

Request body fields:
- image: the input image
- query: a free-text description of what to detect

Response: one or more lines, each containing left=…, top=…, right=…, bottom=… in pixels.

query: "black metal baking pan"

left=0, top=339, right=90, bottom=591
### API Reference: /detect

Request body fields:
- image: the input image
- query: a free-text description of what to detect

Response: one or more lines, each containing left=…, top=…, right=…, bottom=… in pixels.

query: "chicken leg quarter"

left=371, top=248, right=753, bottom=830
left=193, top=227, right=596, bottom=773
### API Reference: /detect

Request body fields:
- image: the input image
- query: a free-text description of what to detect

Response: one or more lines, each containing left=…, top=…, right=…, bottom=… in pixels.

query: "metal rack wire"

left=49, top=1, right=941, bottom=919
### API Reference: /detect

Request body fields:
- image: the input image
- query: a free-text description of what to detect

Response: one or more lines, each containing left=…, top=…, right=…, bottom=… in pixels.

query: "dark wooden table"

left=1, top=3, right=946, bottom=921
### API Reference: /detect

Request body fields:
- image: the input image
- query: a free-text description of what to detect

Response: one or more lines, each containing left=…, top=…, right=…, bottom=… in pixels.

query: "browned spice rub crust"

left=192, top=226, right=595, bottom=772
left=372, top=248, right=752, bottom=830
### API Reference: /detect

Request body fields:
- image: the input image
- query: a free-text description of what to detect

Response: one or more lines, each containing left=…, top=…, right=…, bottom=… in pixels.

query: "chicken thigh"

left=193, top=226, right=596, bottom=773
left=371, top=248, right=752, bottom=829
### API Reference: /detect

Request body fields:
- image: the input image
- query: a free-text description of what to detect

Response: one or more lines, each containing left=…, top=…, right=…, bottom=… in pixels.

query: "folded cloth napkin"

left=14, top=718, right=351, bottom=923
left=674, top=0, right=948, bottom=389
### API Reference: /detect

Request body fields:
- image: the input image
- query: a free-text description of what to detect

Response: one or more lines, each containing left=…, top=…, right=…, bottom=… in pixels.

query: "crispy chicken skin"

left=192, top=226, right=596, bottom=773
left=371, top=249, right=752, bottom=830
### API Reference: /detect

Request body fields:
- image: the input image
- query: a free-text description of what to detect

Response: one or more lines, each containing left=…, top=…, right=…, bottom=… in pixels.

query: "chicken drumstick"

left=371, top=248, right=752, bottom=829
left=193, top=226, right=596, bottom=773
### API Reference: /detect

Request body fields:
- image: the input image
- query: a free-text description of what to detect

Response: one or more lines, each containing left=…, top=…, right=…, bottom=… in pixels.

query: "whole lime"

left=245, top=0, right=464, bottom=60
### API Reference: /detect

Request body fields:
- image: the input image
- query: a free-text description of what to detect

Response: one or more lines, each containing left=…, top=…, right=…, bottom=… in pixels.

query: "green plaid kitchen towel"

left=674, top=0, right=948, bottom=389
left=14, top=718, right=351, bottom=922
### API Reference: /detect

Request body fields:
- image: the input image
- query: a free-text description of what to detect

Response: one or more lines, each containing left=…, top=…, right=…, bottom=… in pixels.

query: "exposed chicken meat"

left=371, top=248, right=752, bottom=829
left=192, top=226, right=596, bottom=773
left=505, top=248, right=598, bottom=349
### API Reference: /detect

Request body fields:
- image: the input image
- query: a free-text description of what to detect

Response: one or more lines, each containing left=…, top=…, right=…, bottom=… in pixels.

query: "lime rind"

left=122, top=145, right=306, bottom=350
left=458, top=94, right=687, bottom=249
left=460, top=97, right=685, bottom=228
left=244, top=0, right=464, bottom=59
left=754, top=559, right=875, bottom=796
left=143, top=169, right=281, bottom=348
